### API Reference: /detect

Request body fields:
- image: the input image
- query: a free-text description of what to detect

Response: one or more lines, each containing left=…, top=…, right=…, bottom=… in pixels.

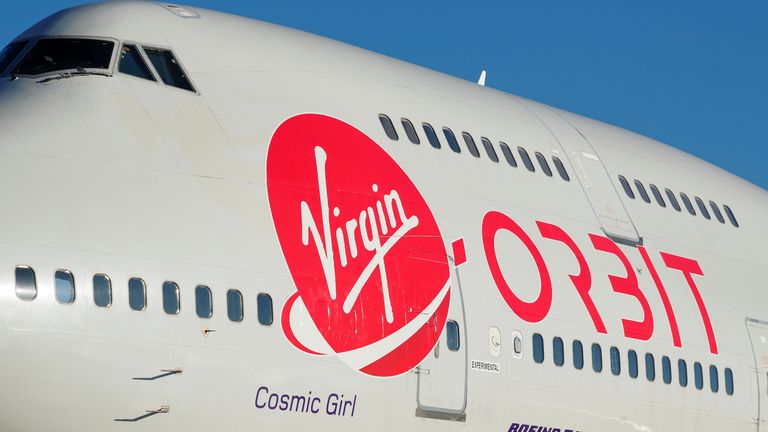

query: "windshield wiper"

left=34, top=67, right=110, bottom=83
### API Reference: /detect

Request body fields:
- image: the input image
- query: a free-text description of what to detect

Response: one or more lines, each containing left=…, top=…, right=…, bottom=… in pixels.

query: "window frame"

left=634, top=180, right=651, bottom=203
left=518, top=147, right=535, bottom=172
left=628, top=349, right=638, bottom=378
left=257, top=292, right=274, bottom=326
left=461, top=132, right=480, bottom=158
left=140, top=44, right=198, bottom=94
left=618, top=176, right=635, bottom=199
left=11, top=36, right=120, bottom=79
left=665, top=188, right=681, bottom=212
left=15, top=265, right=37, bottom=301
left=117, top=41, right=158, bottom=83
left=552, top=156, right=570, bottom=181
left=499, top=142, right=517, bottom=167
left=442, top=127, right=462, bottom=153
left=591, top=343, right=603, bottom=373
left=532, top=333, right=544, bottom=363
left=195, top=285, right=213, bottom=319
left=92, top=273, right=112, bottom=308
left=572, top=340, right=584, bottom=370
left=128, top=277, right=147, bottom=311
left=480, top=137, right=499, bottom=163
left=227, top=289, right=244, bottom=323
left=680, top=193, right=696, bottom=215
left=422, top=123, right=441, bottom=149
left=446, top=320, right=461, bottom=351
left=0, top=40, right=30, bottom=76
left=610, top=346, right=621, bottom=376
left=645, top=353, right=656, bottom=381
left=400, top=118, right=420, bottom=144
left=553, top=336, right=564, bottom=367
left=535, top=152, right=553, bottom=177
left=162, top=281, right=181, bottom=315
left=695, top=196, right=711, bottom=220
left=649, top=184, right=666, bottom=207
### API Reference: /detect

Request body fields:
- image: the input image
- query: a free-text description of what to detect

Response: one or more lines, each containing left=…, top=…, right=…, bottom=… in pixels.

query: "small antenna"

left=477, top=70, right=487, bottom=86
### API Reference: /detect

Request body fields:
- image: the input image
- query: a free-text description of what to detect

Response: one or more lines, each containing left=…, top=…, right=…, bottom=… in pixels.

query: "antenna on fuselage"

left=477, top=70, right=487, bottom=86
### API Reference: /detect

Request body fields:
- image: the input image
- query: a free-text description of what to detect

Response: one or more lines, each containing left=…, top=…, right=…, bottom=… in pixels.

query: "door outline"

left=746, top=317, right=768, bottom=428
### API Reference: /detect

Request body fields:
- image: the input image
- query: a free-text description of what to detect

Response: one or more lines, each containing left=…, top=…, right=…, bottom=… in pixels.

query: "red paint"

left=452, top=238, right=467, bottom=266
left=639, top=247, right=681, bottom=348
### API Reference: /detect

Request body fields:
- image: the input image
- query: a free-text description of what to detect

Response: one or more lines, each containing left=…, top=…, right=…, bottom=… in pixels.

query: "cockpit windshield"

left=13, top=38, right=114, bottom=76
left=0, top=41, right=27, bottom=75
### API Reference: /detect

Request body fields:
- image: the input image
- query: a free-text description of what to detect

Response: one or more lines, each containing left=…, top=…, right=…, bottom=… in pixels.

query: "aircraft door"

left=416, top=257, right=467, bottom=420
left=747, top=319, right=768, bottom=428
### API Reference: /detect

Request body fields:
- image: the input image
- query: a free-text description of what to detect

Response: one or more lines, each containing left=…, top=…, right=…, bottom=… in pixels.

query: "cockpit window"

left=143, top=47, right=195, bottom=92
left=0, top=41, right=28, bottom=75
left=14, top=38, right=114, bottom=76
left=118, top=44, right=155, bottom=81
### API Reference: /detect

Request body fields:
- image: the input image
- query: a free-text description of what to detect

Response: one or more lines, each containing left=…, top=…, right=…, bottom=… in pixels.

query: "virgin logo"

left=266, top=114, right=451, bottom=377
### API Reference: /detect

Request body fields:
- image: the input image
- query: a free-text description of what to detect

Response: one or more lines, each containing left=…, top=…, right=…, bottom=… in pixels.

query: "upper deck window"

left=143, top=47, right=195, bottom=92
left=118, top=44, right=155, bottom=81
left=0, top=41, right=27, bottom=75
left=14, top=38, right=114, bottom=76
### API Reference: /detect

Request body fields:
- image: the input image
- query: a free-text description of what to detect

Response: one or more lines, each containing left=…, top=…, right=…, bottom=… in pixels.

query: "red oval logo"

left=267, top=114, right=450, bottom=377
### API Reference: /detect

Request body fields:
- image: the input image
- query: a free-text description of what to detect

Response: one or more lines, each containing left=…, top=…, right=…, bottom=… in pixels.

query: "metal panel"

left=747, top=319, right=768, bottom=428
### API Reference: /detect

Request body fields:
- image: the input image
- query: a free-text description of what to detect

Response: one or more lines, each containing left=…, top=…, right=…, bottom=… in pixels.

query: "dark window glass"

left=695, top=197, right=711, bottom=219
left=645, top=353, right=655, bottom=381
left=422, top=123, right=441, bottom=149
left=446, top=320, right=460, bottom=351
left=195, top=285, right=212, bottom=318
left=723, top=205, right=739, bottom=227
left=462, top=132, right=480, bottom=158
left=666, top=188, right=681, bottom=211
left=681, top=193, right=696, bottom=215
left=694, top=362, right=704, bottom=390
left=128, top=277, right=146, bottom=311
left=650, top=184, right=666, bottom=207
left=628, top=350, right=638, bottom=378
left=535, top=152, right=553, bottom=177
left=443, top=128, right=461, bottom=153
left=401, top=118, right=419, bottom=144
left=518, top=147, right=535, bottom=172
left=257, top=293, right=273, bottom=326
left=662, top=356, right=672, bottom=384
left=679, top=359, right=688, bottom=387
left=619, top=176, right=635, bottom=199
left=710, top=365, right=719, bottom=392
left=227, top=289, right=244, bottom=322
left=499, top=142, right=517, bottom=167
left=15, top=38, right=114, bottom=76
left=592, top=343, right=603, bottom=372
left=634, top=180, right=651, bottom=203
left=553, top=337, right=564, bottom=366
left=709, top=201, right=725, bottom=223
left=118, top=44, right=154, bottom=81
left=481, top=137, right=499, bottom=162
left=573, top=340, right=584, bottom=370
left=725, top=368, right=734, bottom=395
left=93, top=274, right=112, bottom=308
left=533, top=333, right=544, bottom=363
left=0, top=41, right=27, bottom=75
left=610, top=346, right=620, bottom=376
left=162, top=281, right=180, bottom=315
left=553, top=157, right=570, bottom=181
left=55, top=270, right=75, bottom=304
left=143, top=47, right=195, bottom=92
left=378, top=114, right=398, bottom=140
left=15, top=266, right=37, bottom=301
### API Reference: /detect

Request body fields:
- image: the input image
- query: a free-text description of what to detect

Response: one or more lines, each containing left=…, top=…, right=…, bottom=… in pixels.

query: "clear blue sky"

left=3, top=1, right=767, bottom=189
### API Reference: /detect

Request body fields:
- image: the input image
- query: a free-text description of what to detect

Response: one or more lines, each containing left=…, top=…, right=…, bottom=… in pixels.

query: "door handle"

left=132, top=368, right=183, bottom=381
left=114, top=405, right=170, bottom=422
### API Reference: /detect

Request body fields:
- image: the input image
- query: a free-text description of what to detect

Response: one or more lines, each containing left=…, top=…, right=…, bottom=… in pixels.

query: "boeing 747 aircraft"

left=0, top=2, right=764, bottom=431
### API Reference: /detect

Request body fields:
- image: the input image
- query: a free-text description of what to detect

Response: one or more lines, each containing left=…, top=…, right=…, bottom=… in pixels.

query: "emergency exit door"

left=747, top=318, right=768, bottom=428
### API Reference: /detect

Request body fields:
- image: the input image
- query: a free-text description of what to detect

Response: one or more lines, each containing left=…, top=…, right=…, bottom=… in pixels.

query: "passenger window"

left=680, top=193, right=696, bottom=215
left=461, top=132, right=480, bottom=158
left=553, top=337, right=564, bottom=366
left=710, top=365, right=719, bottom=392
left=591, top=343, right=602, bottom=372
left=15, top=266, right=37, bottom=301
left=128, top=277, right=146, bottom=311
left=378, top=114, right=398, bottom=140
left=443, top=128, right=461, bottom=153
left=709, top=201, right=725, bottom=223
left=499, top=142, right=517, bottom=167
left=533, top=333, right=544, bottom=363
left=143, top=47, right=195, bottom=92
left=0, top=41, right=27, bottom=75
left=162, top=281, right=180, bottom=315
left=618, top=176, right=635, bottom=199
left=535, top=152, right=553, bottom=177
left=118, top=44, right=155, bottom=81
left=695, top=197, right=711, bottom=220
left=422, top=123, right=441, bottom=149
left=679, top=359, right=688, bottom=387
left=446, top=320, right=460, bottom=351
left=14, top=38, right=114, bottom=76
left=195, top=285, right=212, bottom=318
left=694, top=362, right=704, bottom=390
left=723, top=205, right=739, bottom=227
left=662, top=356, right=672, bottom=384
left=518, top=147, right=535, bottom=172
left=610, top=346, right=620, bottom=376
left=725, top=368, right=734, bottom=395
left=634, top=180, right=651, bottom=203
left=93, top=274, right=112, bottom=308
left=649, top=184, right=666, bottom=207
left=227, top=289, right=244, bottom=322
left=401, top=118, right=420, bottom=144
left=257, top=293, right=273, bottom=326
left=645, top=353, right=655, bottom=381
left=54, top=270, right=75, bottom=304
left=552, top=157, right=570, bottom=181
left=628, top=350, right=638, bottom=378
left=665, top=188, right=681, bottom=211
left=481, top=137, right=499, bottom=162
left=572, top=340, right=584, bottom=370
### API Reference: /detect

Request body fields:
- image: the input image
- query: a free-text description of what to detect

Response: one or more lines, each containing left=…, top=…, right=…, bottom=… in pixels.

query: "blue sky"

left=2, top=1, right=766, bottom=189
